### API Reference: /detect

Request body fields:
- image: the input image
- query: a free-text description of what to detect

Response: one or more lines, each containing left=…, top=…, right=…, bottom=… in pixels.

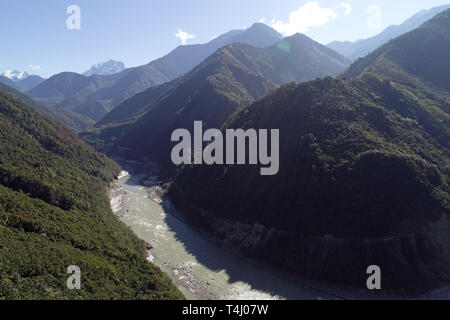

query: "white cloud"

left=366, top=5, right=381, bottom=30
left=175, top=28, right=196, bottom=45
left=337, top=2, right=352, bottom=15
left=29, top=64, right=41, bottom=71
left=269, top=1, right=339, bottom=36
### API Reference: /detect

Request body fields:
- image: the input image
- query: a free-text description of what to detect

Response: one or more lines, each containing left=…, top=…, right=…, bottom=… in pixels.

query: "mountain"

left=342, top=7, right=450, bottom=92
left=28, top=23, right=283, bottom=121
left=167, top=10, right=450, bottom=294
left=2, top=70, right=30, bottom=82
left=0, top=73, right=45, bottom=92
left=149, top=23, right=283, bottom=79
left=84, top=33, right=350, bottom=176
left=83, top=60, right=126, bottom=76
left=328, top=4, right=450, bottom=61
left=0, top=75, right=19, bottom=90
left=0, top=87, right=183, bottom=299
left=15, top=75, right=46, bottom=91
left=27, top=72, right=95, bottom=106
left=28, top=68, right=169, bottom=121
left=0, top=82, right=94, bottom=132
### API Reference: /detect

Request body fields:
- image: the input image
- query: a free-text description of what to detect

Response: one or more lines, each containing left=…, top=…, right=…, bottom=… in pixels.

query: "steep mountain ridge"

left=343, top=9, right=450, bottom=93
left=149, top=23, right=283, bottom=80
left=28, top=23, right=283, bottom=121
left=167, top=10, right=450, bottom=294
left=85, top=33, right=350, bottom=176
left=0, top=83, right=94, bottom=132
left=0, top=75, right=19, bottom=90
left=15, top=75, right=46, bottom=92
left=0, top=72, right=45, bottom=92
left=328, top=4, right=450, bottom=61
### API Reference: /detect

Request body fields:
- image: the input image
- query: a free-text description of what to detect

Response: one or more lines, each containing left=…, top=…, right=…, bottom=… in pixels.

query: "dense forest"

left=26, top=23, right=283, bottom=122
left=167, top=10, right=450, bottom=294
left=3, top=4, right=450, bottom=299
left=0, top=90, right=183, bottom=299
left=0, top=83, right=94, bottom=132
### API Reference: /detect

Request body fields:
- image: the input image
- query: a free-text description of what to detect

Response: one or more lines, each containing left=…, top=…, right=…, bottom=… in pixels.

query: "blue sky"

left=1, top=0, right=449, bottom=77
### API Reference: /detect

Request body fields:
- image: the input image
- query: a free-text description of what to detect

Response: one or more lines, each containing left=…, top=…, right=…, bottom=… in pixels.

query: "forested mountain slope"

left=28, top=24, right=283, bottom=121
left=0, top=83, right=94, bottom=132
left=84, top=34, right=349, bottom=176
left=328, top=4, right=450, bottom=61
left=168, top=10, right=450, bottom=294
left=0, top=89, right=183, bottom=299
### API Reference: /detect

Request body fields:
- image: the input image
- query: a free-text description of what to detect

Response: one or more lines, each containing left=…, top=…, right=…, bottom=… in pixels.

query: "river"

left=111, top=169, right=336, bottom=300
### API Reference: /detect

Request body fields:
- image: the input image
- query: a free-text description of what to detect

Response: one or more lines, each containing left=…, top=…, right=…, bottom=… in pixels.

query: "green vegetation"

left=0, top=83, right=94, bottom=132
left=84, top=35, right=350, bottom=177
left=79, top=9, right=450, bottom=295
left=0, top=90, right=183, bottom=299
left=171, top=76, right=449, bottom=236
left=28, top=69, right=169, bottom=121
left=168, top=10, right=450, bottom=294
left=343, top=9, right=450, bottom=94
left=27, top=23, right=284, bottom=122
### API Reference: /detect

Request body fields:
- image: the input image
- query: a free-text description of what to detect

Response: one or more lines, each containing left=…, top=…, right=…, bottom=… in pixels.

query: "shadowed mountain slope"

left=84, top=34, right=350, bottom=176
left=168, top=10, right=450, bottom=294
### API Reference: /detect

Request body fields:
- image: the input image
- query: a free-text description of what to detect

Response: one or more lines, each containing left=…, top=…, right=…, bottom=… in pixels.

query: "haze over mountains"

left=0, top=71, right=45, bottom=92
left=1, top=3, right=450, bottom=299
left=2, top=70, right=30, bottom=81
left=0, top=83, right=94, bottom=132
left=327, top=4, right=450, bottom=61
left=0, top=75, right=17, bottom=89
left=28, top=23, right=284, bottom=122
left=84, top=32, right=350, bottom=175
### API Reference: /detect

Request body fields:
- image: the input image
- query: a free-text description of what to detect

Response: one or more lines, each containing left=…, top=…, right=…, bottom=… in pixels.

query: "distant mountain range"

left=28, top=23, right=284, bottom=121
left=167, top=9, right=450, bottom=293
left=2, top=4, right=450, bottom=298
left=0, top=75, right=18, bottom=89
left=83, top=60, right=126, bottom=76
left=0, top=70, right=46, bottom=92
left=327, top=4, right=450, bottom=61
left=14, top=6, right=450, bottom=122
left=0, top=82, right=94, bottom=132
left=2, top=70, right=30, bottom=81
left=14, top=75, right=47, bottom=91
left=84, top=32, right=350, bottom=174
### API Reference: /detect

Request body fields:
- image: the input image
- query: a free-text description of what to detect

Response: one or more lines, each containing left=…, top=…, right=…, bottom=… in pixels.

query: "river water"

left=113, top=170, right=334, bottom=300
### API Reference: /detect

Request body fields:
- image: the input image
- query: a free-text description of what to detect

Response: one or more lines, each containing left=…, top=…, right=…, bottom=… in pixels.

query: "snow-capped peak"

left=83, top=60, right=126, bottom=76
left=2, top=70, right=31, bottom=82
